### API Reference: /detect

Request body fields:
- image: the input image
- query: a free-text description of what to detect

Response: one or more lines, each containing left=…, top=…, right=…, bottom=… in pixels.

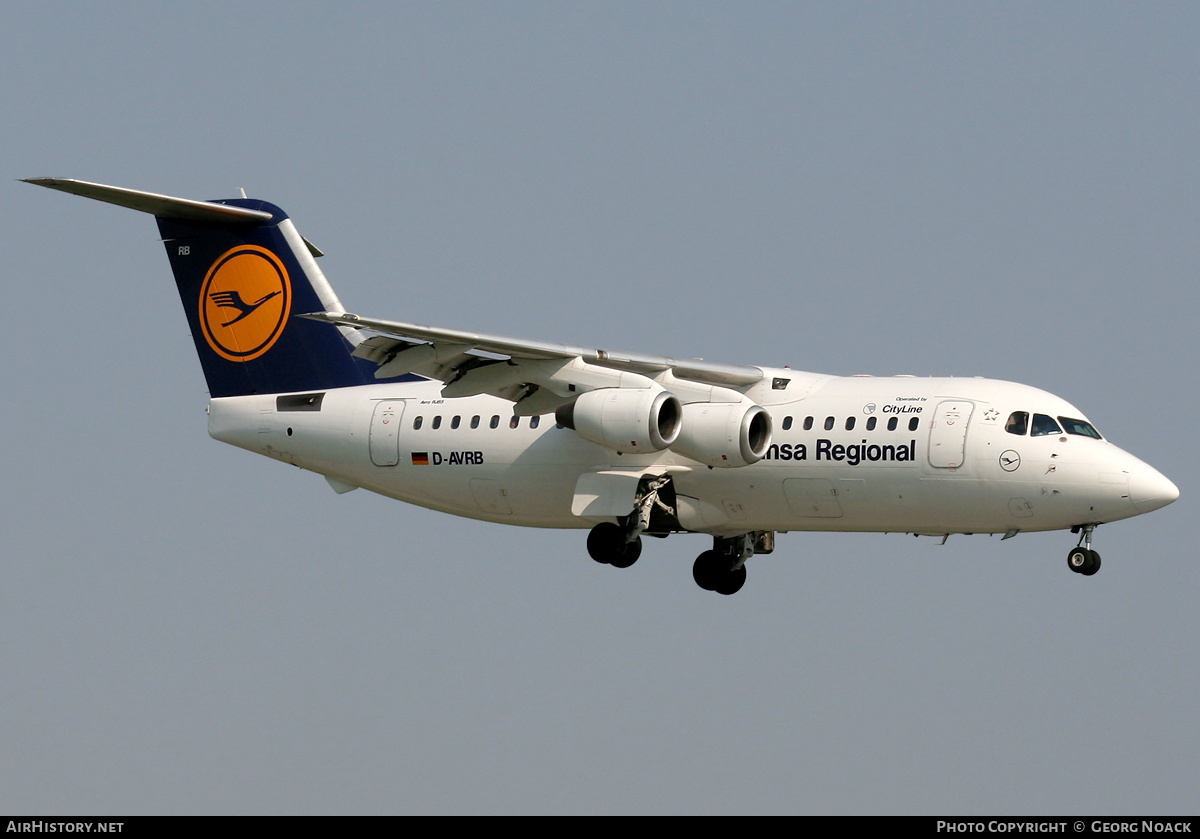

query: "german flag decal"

left=411, top=452, right=430, bottom=466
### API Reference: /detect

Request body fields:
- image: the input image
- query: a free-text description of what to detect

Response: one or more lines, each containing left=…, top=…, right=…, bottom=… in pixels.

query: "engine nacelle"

left=556, top=388, right=683, bottom=454
left=672, top=402, right=772, bottom=467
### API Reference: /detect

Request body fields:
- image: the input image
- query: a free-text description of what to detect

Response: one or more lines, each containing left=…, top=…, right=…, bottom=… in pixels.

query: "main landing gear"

left=583, top=475, right=770, bottom=595
left=586, top=475, right=676, bottom=570
left=693, top=532, right=774, bottom=596
left=1067, top=524, right=1101, bottom=576
left=692, top=544, right=747, bottom=596
left=587, top=521, right=642, bottom=568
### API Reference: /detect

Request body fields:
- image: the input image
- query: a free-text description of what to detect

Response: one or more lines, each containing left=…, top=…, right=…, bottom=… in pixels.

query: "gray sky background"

left=3, top=2, right=1197, bottom=815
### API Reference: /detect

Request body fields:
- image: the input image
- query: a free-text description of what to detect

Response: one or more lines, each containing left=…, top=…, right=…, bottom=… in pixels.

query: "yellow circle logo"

left=199, top=245, right=291, bottom=362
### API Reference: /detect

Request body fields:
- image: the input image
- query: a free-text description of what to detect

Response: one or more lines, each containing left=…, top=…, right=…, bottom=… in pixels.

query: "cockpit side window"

left=1030, top=413, right=1062, bottom=437
left=1059, top=416, right=1102, bottom=439
left=1005, top=411, right=1029, bottom=435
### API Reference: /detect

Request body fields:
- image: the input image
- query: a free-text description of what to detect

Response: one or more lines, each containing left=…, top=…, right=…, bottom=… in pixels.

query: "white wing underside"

left=301, top=311, right=765, bottom=416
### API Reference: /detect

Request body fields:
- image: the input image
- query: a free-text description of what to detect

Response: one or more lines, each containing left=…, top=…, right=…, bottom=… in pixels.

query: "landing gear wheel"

left=609, top=538, right=642, bottom=569
left=588, top=523, right=619, bottom=564
left=692, top=550, right=724, bottom=591
left=1068, top=547, right=1089, bottom=574
left=693, top=551, right=747, bottom=594
left=714, top=566, right=747, bottom=596
left=587, top=522, right=641, bottom=568
left=1068, top=547, right=1101, bottom=576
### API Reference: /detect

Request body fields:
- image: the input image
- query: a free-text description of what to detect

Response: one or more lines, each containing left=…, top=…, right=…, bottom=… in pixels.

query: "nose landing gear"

left=1067, top=524, right=1101, bottom=576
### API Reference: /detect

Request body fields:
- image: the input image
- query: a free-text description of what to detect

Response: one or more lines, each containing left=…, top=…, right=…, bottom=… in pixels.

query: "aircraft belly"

left=675, top=462, right=1050, bottom=535
left=676, top=464, right=924, bottom=534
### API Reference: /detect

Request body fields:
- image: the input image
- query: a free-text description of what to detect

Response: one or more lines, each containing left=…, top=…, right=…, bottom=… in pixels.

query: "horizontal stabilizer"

left=23, top=178, right=273, bottom=225
left=27, top=177, right=370, bottom=397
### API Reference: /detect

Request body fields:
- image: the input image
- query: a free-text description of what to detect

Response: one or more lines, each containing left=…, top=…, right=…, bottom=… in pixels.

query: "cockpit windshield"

left=1059, top=416, right=1102, bottom=439
left=1005, top=410, right=1102, bottom=439
left=1030, top=414, right=1062, bottom=437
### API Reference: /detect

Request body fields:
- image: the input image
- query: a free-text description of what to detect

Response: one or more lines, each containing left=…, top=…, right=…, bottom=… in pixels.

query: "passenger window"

left=803, top=416, right=813, bottom=431
left=1005, top=411, right=1029, bottom=436
left=845, top=417, right=855, bottom=431
left=824, top=417, right=834, bottom=431
left=490, top=415, right=500, bottom=429
left=887, top=417, right=897, bottom=431
left=509, top=416, right=519, bottom=429
left=451, top=416, right=461, bottom=430
left=432, top=416, right=442, bottom=430
left=782, top=416, right=793, bottom=431
left=1031, top=414, right=1062, bottom=437
left=1059, top=417, right=1101, bottom=439
left=530, top=416, right=540, bottom=429
left=908, top=417, right=919, bottom=431
left=413, top=416, right=423, bottom=430
left=471, top=415, right=480, bottom=429
left=866, top=416, right=877, bottom=431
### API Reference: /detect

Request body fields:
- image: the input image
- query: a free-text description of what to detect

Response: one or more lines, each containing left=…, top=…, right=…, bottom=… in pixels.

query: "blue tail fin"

left=156, top=200, right=372, bottom=397
left=25, top=179, right=371, bottom=398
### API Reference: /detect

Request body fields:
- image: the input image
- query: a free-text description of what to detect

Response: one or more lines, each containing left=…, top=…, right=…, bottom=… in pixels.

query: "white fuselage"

left=206, top=366, right=1177, bottom=539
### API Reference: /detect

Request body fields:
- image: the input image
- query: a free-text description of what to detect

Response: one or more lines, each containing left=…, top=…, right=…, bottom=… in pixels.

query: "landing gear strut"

left=1067, top=524, right=1101, bottom=576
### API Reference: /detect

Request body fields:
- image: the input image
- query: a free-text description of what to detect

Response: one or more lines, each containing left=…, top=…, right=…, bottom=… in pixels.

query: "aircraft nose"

left=1130, top=465, right=1180, bottom=514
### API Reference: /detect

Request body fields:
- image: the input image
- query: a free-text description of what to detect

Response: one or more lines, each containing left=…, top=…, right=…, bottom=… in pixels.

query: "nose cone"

left=1130, top=465, right=1180, bottom=514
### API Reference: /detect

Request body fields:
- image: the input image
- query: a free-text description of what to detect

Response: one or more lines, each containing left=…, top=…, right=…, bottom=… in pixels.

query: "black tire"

left=609, top=537, right=642, bottom=569
left=692, top=551, right=724, bottom=591
left=587, top=522, right=641, bottom=568
left=1081, top=550, right=1101, bottom=576
left=715, top=566, right=747, bottom=596
left=1067, top=547, right=1090, bottom=574
left=587, top=522, right=622, bottom=564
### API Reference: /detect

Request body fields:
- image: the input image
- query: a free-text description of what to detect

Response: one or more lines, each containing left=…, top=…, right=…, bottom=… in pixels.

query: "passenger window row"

left=780, top=415, right=920, bottom=432
left=413, top=414, right=542, bottom=431
left=416, top=411, right=924, bottom=434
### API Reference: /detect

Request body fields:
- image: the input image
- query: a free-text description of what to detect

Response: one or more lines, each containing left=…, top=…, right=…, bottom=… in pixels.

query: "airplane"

left=24, top=177, right=1180, bottom=595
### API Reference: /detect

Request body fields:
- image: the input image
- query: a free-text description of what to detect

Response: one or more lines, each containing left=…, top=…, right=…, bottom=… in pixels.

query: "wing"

left=303, top=310, right=764, bottom=412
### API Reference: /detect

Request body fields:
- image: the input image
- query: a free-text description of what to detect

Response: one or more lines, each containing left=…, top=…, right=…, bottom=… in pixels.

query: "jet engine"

left=555, top=388, right=683, bottom=454
left=672, top=402, right=772, bottom=467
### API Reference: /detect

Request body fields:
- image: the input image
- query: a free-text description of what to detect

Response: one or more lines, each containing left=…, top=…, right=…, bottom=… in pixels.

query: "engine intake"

left=556, top=388, right=682, bottom=454
left=672, top=402, right=772, bottom=467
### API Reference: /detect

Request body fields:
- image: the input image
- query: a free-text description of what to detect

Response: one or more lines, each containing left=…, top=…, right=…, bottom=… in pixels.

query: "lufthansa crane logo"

left=199, top=245, right=291, bottom=362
